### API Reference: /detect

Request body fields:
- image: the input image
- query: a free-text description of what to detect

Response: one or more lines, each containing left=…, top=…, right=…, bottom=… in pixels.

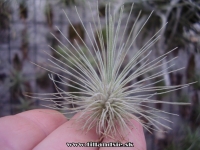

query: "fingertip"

left=17, top=109, right=67, bottom=135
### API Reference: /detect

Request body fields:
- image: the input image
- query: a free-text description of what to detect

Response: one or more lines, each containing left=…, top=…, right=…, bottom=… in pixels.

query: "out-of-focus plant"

left=178, top=94, right=189, bottom=103
left=19, top=0, right=28, bottom=20
left=182, top=127, right=200, bottom=150
left=8, top=68, right=32, bottom=100
left=10, top=53, right=31, bottom=94
left=191, top=74, right=200, bottom=90
left=189, top=92, right=200, bottom=128
left=155, top=77, right=168, bottom=99
left=98, top=4, right=106, bottom=17
left=36, top=71, right=51, bottom=89
left=6, top=66, right=49, bottom=114
left=68, top=23, right=84, bottom=45
left=0, top=0, right=11, bottom=30
left=12, top=54, right=22, bottom=71
left=165, top=126, right=200, bottom=150
left=178, top=94, right=190, bottom=118
left=123, top=0, right=200, bottom=49
left=186, top=54, right=196, bottom=84
left=45, top=2, right=53, bottom=28
left=20, top=28, right=29, bottom=60
left=60, top=0, right=76, bottom=7
left=120, top=0, right=200, bottom=89
left=11, top=97, right=35, bottom=113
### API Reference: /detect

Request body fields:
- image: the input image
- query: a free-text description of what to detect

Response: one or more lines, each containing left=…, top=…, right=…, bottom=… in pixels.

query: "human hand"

left=0, top=109, right=146, bottom=150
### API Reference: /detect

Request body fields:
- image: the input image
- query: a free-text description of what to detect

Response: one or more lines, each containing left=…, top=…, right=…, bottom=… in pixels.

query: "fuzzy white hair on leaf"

left=27, top=2, right=194, bottom=141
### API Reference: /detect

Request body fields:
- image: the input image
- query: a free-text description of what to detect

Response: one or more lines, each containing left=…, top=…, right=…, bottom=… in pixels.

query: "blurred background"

left=0, top=0, right=200, bottom=149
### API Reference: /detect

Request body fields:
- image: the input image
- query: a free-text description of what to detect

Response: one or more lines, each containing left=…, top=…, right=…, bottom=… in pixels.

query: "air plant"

left=28, top=3, right=194, bottom=141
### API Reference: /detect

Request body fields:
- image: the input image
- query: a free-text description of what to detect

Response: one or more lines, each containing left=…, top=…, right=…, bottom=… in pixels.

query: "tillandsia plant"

left=28, top=3, right=194, bottom=142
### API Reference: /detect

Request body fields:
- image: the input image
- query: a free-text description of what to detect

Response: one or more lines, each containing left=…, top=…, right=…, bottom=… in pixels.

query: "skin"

left=0, top=109, right=146, bottom=150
